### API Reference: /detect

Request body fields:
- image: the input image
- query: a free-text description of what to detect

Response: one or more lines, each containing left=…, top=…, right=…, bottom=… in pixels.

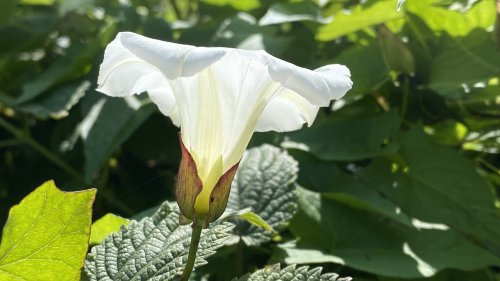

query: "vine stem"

left=182, top=225, right=203, bottom=281
left=400, top=76, right=409, bottom=121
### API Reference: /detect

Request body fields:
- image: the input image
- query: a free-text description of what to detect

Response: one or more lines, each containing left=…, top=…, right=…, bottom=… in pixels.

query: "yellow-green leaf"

left=316, top=0, right=403, bottom=41
left=238, top=210, right=274, bottom=233
left=89, top=214, right=129, bottom=245
left=0, top=180, right=96, bottom=281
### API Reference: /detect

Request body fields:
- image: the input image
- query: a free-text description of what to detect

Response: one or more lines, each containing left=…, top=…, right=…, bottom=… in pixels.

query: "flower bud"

left=176, top=139, right=239, bottom=227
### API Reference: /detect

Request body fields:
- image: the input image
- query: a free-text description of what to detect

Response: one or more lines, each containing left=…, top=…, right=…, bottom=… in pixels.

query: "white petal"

left=114, top=32, right=225, bottom=79
left=256, top=88, right=320, bottom=132
left=147, top=87, right=180, bottom=126
left=229, top=49, right=353, bottom=106
left=97, top=31, right=353, bottom=181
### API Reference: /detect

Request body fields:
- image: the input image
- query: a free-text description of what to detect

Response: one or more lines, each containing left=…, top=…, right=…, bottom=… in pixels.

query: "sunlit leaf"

left=89, top=213, right=129, bottom=245
left=0, top=181, right=96, bottom=281
left=317, top=0, right=403, bottom=41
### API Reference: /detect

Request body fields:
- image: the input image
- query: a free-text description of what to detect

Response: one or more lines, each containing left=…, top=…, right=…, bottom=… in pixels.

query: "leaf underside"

left=227, top=144, right=298, bottom=246
left=235, top=264, right=352, bottom=281
left=84, top=202, right=234, bottom=281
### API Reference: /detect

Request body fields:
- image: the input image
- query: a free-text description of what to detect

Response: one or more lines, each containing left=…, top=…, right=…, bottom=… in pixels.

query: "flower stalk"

left=181, top=225, right=203, bottom=281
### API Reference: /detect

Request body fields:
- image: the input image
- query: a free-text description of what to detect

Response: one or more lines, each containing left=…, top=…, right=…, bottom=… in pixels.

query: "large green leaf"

left=333, top=43, right=389, bottom=97
left=81, top=97, right=155, bottom=182
left=236, top=264, right=351, bottom=281
left=283, top=188, right=500, bottom=278
left=284, top=111, right=400, bottom=161
left=293, top=150, right=411, bottom=226
left=84, top=202, right=234, bottom=280
left=0, top=180, right=96, bottom=281
left=429, top=30, right=500, bottom=97
left=359, top=128, right=500, bottom=249
left=316, top=0, right=403, bottom=41
left=406, top=0, right=495, bottom=37
left=227, top=145, right=297, bottom=246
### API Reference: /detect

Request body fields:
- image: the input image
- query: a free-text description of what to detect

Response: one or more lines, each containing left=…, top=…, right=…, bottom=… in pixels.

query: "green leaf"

left=201, top=0, right=260, bottom=11
left=292, top=150, right=412, bottom=226
left=226, top=145, right=298, bottom=246
left=16, top=23, right=116, bottom=104
left=16, top=80, right=90, bottom=119
left=284, top=111, right=400, bottom=161
left=84, top=202, right=234, bottom=280
left=17, top=46, right=88, bottom=104
left=259, top=2, right=331, bottom=26
left=0, top=180, right=96, bottom=281
left=81, top=97, right=155, bottom=182
left=237, top=210, right=273, bottom=233
left=283, top=188, right=500, bottom=278
left=0, top=0, right=16, bottom=27
left=429, top=30, right=500, bottom=97
left=333, top=43, right=390, bottom=97
left=235, top=264, right=351, bottom=281
left=423, top=120, right=468, bottom=146
left=406, top=0, right=495, bottom=37
left=89, top=214, right=129, bottom=246
left=316, top=0, right=404, bottom=41
left=377, top=24, right=415, bottom=74
left=359, top=128, right=500, bottom=249
left=20, top=0, right=54, bottom=5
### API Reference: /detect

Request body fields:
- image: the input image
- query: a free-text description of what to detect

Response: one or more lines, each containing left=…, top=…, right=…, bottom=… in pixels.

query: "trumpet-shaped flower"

left=97, top=32, right=352, bottom=226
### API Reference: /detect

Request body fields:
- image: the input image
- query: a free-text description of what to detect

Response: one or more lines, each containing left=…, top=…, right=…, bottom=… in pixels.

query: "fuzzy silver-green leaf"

left=235, top=264, right=352, bottom=281
left=84, top=202, right=234, bottom=281
left=227, top=144, right=298, bottom=246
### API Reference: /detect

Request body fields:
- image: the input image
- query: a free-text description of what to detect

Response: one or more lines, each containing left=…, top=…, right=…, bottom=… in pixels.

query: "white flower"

left=97, top=32, right=352, bottom=225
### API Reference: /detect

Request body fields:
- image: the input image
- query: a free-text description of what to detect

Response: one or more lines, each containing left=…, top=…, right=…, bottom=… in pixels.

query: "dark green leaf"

left=429, top=30, right=500, bottom=97
left=82, top=97, right=155, bottom=182
left=283, top=188, right=500, bottom=278
left=285, top=111, right=400, bottom=161
left=359, top=128, right=500, bottom=249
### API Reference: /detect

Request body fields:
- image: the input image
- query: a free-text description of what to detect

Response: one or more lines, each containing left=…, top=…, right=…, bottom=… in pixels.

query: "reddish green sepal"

left=202, top=162, right=239, bottom=227
left=176, top=138, right=240, bottom=227
left=176, top=139, right=202, bottom=225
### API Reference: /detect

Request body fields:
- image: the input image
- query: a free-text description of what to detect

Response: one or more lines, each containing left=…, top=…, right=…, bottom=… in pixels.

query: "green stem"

left=0, top=117, right=83, bottom=180
left=0, top=139, right=21, bottom=148
left=400, top=76, right=409, bottom=121
left=182, top=225, right=203, bottom=281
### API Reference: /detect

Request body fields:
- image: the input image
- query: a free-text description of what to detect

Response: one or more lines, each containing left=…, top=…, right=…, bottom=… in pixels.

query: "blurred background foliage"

left=0, top=0, right=499, bottom=280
